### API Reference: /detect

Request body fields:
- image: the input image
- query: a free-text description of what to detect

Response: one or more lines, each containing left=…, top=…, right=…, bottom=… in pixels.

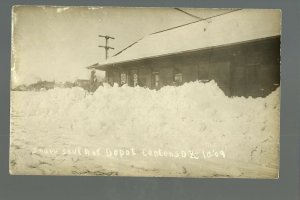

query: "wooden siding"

left=104, top=36, right=280, bottom=97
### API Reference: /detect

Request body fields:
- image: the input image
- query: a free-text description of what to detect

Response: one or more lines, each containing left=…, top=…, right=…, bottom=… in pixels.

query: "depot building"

left=89, top=9, right=281, bottom=97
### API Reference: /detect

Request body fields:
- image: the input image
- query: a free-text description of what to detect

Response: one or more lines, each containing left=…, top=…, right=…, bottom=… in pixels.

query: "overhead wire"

left=174, top=8, right=205, bottom=20
left=112, top=8, right=243, bottom=57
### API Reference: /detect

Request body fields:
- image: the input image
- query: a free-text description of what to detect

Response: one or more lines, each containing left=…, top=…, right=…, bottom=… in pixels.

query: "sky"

left=11, top=6, right=230, bottom=86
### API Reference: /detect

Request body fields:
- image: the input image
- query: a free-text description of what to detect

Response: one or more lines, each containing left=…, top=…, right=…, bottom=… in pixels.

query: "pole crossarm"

left=98, top=45, right=114, bottom=50
left=98, top=34, right=115, bottom=59
left=99, top=35, right=115, bottom=40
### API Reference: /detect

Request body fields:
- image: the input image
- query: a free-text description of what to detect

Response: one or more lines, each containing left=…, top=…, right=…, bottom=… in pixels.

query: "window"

left=174, top=73, right=183, bottom=85
left=152, top=72, right=159, bottom=88
left=133, top=73, right=138, bottom=87
left=120, top=73, right=127, bottom=85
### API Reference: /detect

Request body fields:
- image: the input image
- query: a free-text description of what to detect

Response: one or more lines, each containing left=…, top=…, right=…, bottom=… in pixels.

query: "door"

left=152, top=72, right=159, bottom=89
left=129, top=69, right=138, bottom=87
left=120, top=71, right=128, bottom=86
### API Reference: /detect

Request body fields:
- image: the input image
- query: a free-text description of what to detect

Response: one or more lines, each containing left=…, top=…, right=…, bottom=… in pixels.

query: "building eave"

left=88, top=35, right=280, bottom=71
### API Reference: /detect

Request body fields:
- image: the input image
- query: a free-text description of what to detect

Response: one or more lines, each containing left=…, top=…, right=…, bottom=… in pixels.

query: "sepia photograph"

left=10, top=6, right=281, bottom=178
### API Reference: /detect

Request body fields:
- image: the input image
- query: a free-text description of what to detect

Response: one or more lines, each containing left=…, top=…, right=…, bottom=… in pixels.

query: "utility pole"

left=98, top=35, right=115, bottom=60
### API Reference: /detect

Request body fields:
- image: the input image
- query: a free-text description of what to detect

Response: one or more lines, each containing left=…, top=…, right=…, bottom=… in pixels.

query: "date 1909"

left=140, top=148, right=226, bottom=160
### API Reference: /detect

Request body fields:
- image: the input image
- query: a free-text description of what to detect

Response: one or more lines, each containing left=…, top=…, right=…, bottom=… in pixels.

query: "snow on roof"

left=94, top=9, right=281, bottom=68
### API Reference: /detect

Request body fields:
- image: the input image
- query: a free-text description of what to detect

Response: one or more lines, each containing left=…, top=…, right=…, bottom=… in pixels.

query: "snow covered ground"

left=10, top=81, right=280, bottom=178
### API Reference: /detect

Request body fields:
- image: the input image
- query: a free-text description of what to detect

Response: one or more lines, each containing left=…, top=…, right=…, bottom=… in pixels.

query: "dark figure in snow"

left=90, top=70, right=97, bottom=92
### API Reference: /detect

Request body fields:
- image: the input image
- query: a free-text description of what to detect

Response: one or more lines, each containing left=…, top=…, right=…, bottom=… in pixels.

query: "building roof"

left=90, top=9, right=281, bottom=70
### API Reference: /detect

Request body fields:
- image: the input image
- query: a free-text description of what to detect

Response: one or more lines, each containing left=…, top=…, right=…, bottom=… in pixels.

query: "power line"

left=174, top=8, right=205, bottom=20
left=151, top=8, right=242, bottom=35
left=112, top=9, right=242, bottom=57
left=205, top=8, right=242, bottom=20
left=113, top=39, right=142, bottom=57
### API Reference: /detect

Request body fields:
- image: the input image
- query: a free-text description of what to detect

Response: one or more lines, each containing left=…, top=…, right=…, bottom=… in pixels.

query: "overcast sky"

left=12, top=6, right=229, bottom=86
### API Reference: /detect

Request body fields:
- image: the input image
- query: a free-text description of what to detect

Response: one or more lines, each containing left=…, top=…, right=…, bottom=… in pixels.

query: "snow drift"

left=10, top=81, right=280, bottom=177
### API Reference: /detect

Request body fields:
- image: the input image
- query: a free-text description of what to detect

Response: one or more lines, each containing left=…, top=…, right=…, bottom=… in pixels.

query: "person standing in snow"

left=90, top=70, right=97, bottom=92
